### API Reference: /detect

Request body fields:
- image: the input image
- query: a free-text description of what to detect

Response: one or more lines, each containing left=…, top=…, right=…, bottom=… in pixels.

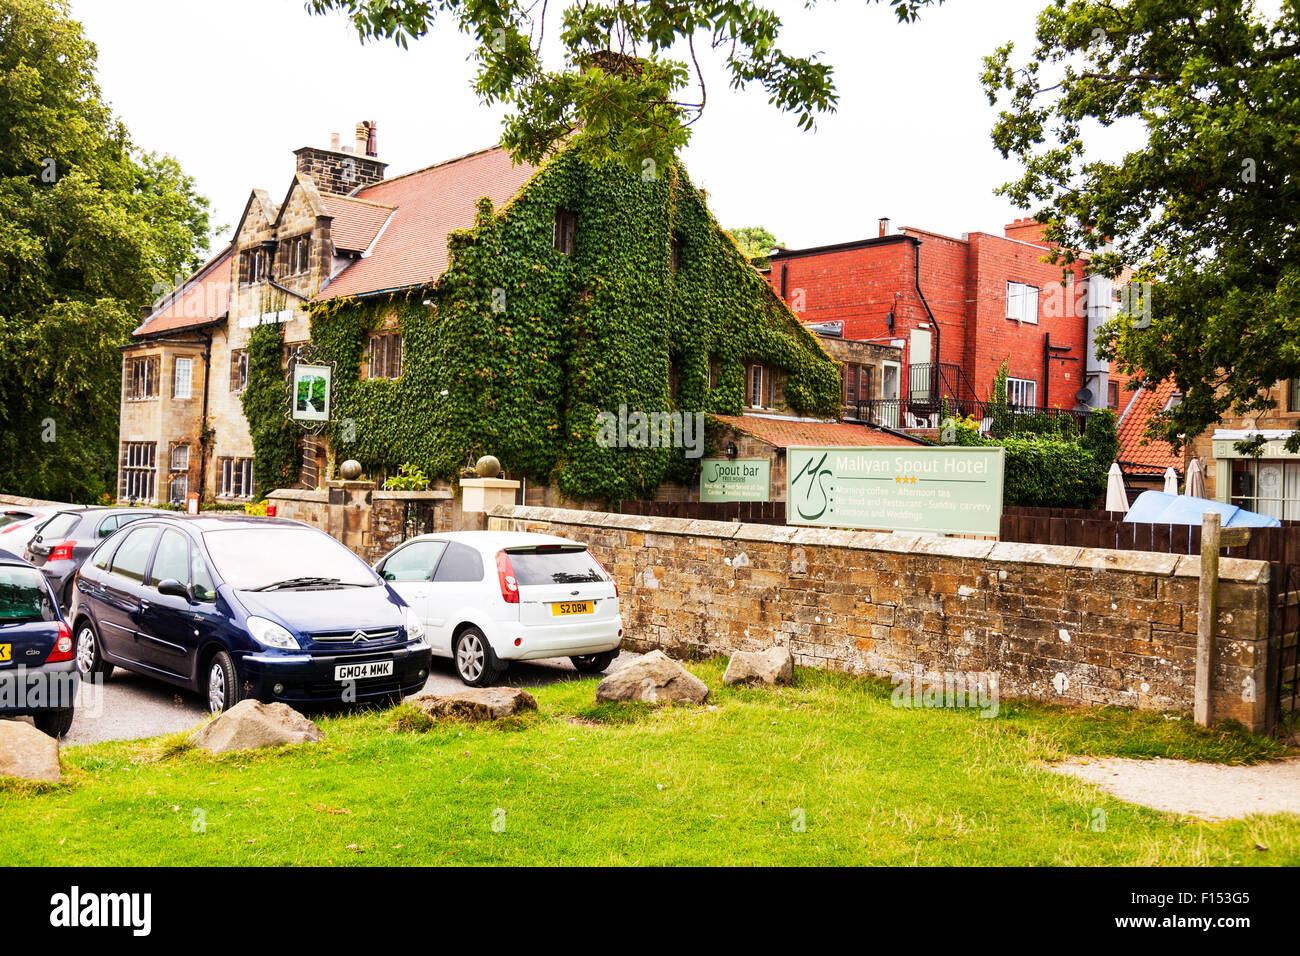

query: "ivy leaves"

left=243, top=323, right=300, bottom=496
left=299, top=148, right=842, bottom=503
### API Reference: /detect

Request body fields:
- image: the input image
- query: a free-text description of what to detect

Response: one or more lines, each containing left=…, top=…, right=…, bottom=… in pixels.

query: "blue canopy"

left=1123, top=490, right=1280, bottom=528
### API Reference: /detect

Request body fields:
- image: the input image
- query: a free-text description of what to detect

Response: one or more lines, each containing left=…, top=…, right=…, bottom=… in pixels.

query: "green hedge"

left=948, top=410, right=1117, bottom=509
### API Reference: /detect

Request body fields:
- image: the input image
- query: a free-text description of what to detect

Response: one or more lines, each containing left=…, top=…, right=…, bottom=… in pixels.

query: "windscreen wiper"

left=249, top=576, right=350, bottom=592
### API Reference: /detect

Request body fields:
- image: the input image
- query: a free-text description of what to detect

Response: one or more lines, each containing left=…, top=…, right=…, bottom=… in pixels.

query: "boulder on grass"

left=414, top=686, right=537, bottom=721
left=191, top=700, right=323, bottom=754
left=595, top=650, right=708, bottom=704
left=723, top=646, right=794, bottom=686
left=0, top=719, right=60, bottom=783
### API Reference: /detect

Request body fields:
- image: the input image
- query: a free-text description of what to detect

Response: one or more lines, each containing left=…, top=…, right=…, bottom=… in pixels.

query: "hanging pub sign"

left=291, top=364, right=331, bottom=422
left=284, top=346, right=337, bottom=435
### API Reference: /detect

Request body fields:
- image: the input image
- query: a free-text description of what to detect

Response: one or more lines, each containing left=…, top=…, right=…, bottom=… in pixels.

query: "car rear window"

left=0, top=566, right=56, bottom=623
left=506, top=547, right=604, bottom=586
left=34, top=512, right=80, bottom=542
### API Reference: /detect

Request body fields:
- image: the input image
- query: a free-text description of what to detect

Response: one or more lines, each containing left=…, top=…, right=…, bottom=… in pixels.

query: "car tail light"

left=495, top=551, right=519, bottom=604
left=48, top=541, right=74, bottom=562
left=592, top=554, right=618, bottom=597
left=46, top=622, right=74, bottom=663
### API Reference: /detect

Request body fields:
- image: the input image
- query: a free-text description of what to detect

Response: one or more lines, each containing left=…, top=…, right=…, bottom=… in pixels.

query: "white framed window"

left=170, top=444, right=190, bottom=471
left=168, top=475, right=188, bottom=504
left=746, top=363, right=776, bottom=409
left=1006, top=282, right=1040, bottom=324
left=173, top=357, right=193, bottom=399
left=230, top=349, right=248, bottom=392
left=120, top=442, right=157, bottom=501
left=1230, top=459, right=1300, bottom=521
left=365, top=332, right=403, bottom=380
left=1007, top=377, right=1037, bottom=408
left=124, top=356, right=160, bottom=401
left=218, top=457, right=254, bottom=499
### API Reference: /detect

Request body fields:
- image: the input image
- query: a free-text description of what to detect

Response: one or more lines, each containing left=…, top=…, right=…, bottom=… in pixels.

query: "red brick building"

left=764, top=218, right=1119, bottom=433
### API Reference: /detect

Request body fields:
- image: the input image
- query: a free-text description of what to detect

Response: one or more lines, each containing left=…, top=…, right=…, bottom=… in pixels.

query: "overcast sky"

left=68, top=0, right=1135, bottom=253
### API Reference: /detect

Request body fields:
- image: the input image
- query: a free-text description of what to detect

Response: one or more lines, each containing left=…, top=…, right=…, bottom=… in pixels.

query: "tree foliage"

left=728, top=224, right=780, bottom=268
left=0, top=0, right=212, bottom=500
left=983, top=0, right=1300, bottom=454
left=307, top=0, right=941, bottom=168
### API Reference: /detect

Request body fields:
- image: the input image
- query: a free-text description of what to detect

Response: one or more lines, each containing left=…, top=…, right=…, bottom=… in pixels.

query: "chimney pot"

left=330, top=132, right=340, bottom=150
left=879, top=217, right=891, bottom=238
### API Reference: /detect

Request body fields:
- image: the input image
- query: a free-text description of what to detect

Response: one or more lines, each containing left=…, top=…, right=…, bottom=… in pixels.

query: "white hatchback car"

left=374, top=531, right=624, bottom=685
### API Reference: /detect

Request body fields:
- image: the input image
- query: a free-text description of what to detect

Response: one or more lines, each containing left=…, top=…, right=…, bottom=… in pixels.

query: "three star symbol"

left=894, top=475, right=918, bottom=484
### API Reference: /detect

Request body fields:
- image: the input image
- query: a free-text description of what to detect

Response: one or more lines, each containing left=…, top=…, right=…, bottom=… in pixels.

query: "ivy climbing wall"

left=300, top=150, right=842, bottom=503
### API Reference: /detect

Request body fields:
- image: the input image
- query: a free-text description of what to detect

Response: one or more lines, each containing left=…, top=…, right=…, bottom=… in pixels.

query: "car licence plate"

left=334, top=660, right=394, bottom=681
left=552, top=601, right=593, bottom=616
left=0, top=644, right=9, bottom=663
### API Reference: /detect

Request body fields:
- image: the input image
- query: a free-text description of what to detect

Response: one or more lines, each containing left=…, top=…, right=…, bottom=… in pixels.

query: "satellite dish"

left=1075, top=388, right=1093, bottom=405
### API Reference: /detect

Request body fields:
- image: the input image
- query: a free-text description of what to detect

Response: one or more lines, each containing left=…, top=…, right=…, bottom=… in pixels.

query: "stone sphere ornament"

left=339, top=459, right=363, bottom=480
left=475, top=455, right=502, bottom=478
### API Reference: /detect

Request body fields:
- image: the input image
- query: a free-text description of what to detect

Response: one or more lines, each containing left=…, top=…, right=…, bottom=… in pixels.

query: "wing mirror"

left=156, top=578, right=192, bottom=601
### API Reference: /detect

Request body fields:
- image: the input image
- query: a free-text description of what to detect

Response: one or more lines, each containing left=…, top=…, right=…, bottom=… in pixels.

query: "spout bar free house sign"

left=786, top=445, right=1005, bottom=535
left=699, top=458, right=770, bottom=502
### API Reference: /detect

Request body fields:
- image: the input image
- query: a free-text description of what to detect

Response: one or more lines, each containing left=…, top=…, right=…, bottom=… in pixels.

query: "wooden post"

left=1195, top=511, right=1221, bottom=727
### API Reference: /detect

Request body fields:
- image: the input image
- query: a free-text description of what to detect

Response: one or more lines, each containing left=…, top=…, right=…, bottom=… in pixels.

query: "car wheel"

left=206, top=650, right=242, bottom=715
left=570, top=651, right=617, bottom=674
left=33, top=708, right=75, bottom=739
left=74, top=622, right=113, bottom=680
left=453, top=627, right=501, bottom=687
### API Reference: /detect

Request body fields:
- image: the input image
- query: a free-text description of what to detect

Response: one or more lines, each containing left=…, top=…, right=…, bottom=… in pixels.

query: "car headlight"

left=405, top=607, right=426, bottom=644
left=246, top=616, right=300, bottom=650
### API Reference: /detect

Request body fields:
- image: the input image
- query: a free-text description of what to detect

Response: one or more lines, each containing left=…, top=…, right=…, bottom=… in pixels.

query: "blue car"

left=0, top=551, right=78, bottom=737
left=68, top=515, right=432, bottom=714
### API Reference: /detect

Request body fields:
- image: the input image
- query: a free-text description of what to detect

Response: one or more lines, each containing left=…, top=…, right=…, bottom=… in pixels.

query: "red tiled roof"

left=1116, top=379, right=1183, bottom=476
left=317, top=147, right=536, bottom=301
left=713, top=414, right=926, bottom=448
left=132, top=248, right=231, bottom=337
left=321, top=195, right=395, bottom=253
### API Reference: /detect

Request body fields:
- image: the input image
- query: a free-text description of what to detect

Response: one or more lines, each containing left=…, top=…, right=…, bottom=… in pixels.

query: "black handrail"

left=857, top=395, right=1089, bottom=436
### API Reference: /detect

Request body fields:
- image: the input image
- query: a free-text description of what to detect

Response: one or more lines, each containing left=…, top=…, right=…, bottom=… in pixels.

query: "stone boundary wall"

left=489, top=505, right=1272, bottom=730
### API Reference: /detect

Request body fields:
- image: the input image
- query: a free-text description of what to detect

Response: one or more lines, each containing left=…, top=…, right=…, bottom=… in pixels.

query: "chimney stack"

left=295, top=121, right=388, bottom=196
left=355, top=121, right=378, bottom=158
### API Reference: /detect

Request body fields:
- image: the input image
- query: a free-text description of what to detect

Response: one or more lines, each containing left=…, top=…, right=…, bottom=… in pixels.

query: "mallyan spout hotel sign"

left=787, top=446, right=1005, bottom=536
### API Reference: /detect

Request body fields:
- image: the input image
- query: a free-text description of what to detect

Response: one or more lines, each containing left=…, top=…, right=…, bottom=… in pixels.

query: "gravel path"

left=57, top=650, right=642, bottom=747
left=1049, top=756, right=1300, bottom=821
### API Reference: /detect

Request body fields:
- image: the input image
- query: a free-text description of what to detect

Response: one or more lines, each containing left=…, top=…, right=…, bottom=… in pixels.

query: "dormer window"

left=281, top=234, right=311, bottom=275
left=240, top=248, right=268, bottom=286
left=553, top=209, right=576, bottom=255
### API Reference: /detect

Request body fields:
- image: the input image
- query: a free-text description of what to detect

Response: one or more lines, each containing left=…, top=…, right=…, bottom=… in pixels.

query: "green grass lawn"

left=2, top=659, right=1296, bottom=866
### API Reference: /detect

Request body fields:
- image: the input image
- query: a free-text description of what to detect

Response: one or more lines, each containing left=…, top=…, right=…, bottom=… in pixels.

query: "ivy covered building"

left=117, top=124, right=917, bottom=507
